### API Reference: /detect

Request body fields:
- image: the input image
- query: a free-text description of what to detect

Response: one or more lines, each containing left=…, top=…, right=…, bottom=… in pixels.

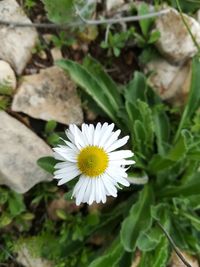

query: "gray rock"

left=17, top=242, right=52, bottom=267
left=155, top=8, right=200, bottom=63
left=0, top=0, right=38, bottom=74
left=0, top=60, right=16, bottom=92
left=12, top=66, right=83, bottom=125
left=145, top=58, right=191, bottom=104
left=0, top=111, right=52, bottom=193
left=106, top=0, right=124, bottom=11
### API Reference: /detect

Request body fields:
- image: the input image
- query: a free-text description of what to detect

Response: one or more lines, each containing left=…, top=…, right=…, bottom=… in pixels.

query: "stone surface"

left=51, top=47, right=62, bottom=62
left=0, top=60, right=16, bottom=91
left=155, top=8, right=200, bottom=63
left=0, top=111, right=52, bottom=193
left=17, top=243, right=52, bottom=267
left=170, top=251, right=199, bottom=267
left=12, top=66, right=83, bottom=125
left=0, top=0, right=38, bottom=74
left=106, top=0, right=124, bottom=11
left=196, top=9, right=200, bottom=23
left=145, top=58, right=191, bottom=104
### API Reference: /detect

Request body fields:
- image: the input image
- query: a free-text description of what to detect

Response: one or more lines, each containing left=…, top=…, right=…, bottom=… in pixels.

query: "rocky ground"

left=0, top=0, right=200, bottom=266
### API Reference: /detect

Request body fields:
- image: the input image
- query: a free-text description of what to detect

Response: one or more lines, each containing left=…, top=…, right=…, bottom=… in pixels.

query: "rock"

left=0, top=0, right=38, bottom=74
left=196, top=9, right=200, bottom=23
left=11, top=66, right=83, bottom=125
left=0, top=60, right=16, bottom=92
left=145, top=58, right=191, bottom=104
left=17, top=242, right=52, bottom=267
left=106, top=0, right=124, bottom=12
left=51, top=47, right=62, bottom=62
left=170, top=251, right=199, bottom=267
left=155, top=8, right=200, bottom=63
left=0, top=111, right=52, bottom=193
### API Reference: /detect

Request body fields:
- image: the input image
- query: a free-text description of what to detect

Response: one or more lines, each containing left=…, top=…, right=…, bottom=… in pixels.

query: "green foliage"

left=101, top=27, right=135, bottom=57
left=54, top=55, right=200, bottom=266
left=121, top=185, right=154, bottom=252
left=43, top=0, right=96, bottom=29
left=37, top=156, right=58, bottom=174
left=170, top=0, right=200, bottom=13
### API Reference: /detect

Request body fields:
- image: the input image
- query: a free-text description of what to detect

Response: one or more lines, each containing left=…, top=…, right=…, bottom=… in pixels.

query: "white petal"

left=54, top=165, right=79, bottom=176
left=109, top=159, right=135, bottom=166
left=53, top=152, right=65, bottom=161
left=55, top=169, right=80, bottom=185
left=72, top=176, right=85, bottom=196
left=98, top=123, right=115, bottom=147
left=102, top=175, right=117, bottom=197
left=75, top=177, right=90, bottom=205
left=103, top=129, right=121, bottom=151
left=65, top=129, right=75, bottom=143
left=88, top=179, right=96, bottom=205
left=106, top=166, right=128, bottom=178
left=53, top=147, right=77, bottom=162
left=54, top=161, right=75, bottom=169
left=88, top=124, right=95, bottom=145
left=54, top=167, right=80, bottom=179
left=83, top=178, right=93, bottom=203
left=62, top=139, right=79, bottom=152
left=109, top=150, right=133, bottom=160
left=81, top=123, right=90, bottom=145
left=106, top=136, right=129, bottom=152
left=70, top=124, right=86, bottom=149
left=93, top=123, right=102, bottom=146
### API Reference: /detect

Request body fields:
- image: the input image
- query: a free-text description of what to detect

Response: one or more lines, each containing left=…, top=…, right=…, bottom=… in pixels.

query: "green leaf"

left=137, top=226, right=163, bottom=252
left=170, top=0, right=200, bottom=13
left=174, top=57, right=200, bottom=142
left=56, top=59, right=120, bottom=125
left=138, top=3, right=154, bottom=37
left=37, top=156, right=57, bottom=174
left=89, top=239, right=124, bottom=267
left=140, top=236, right=169, bottom=267
left=125, top=72, right=147, bottom=105
left=45, top=120, right=57, bottom=133
left=159, top=173, right=200, bottom=198
left=56, top=209, right=67, bottom=220
left=0, top=213, right=13, bottom=228
left=43, top=0, right=74, bottom=24
left=47, top=133, right=60, bottom=146
left=148, top=30, right=160, bottom=44
left=8, top=192, right=26, bottom=217
left=83, top=56, right=122, bottom=110
left=121, top=184, right=154, bottom=252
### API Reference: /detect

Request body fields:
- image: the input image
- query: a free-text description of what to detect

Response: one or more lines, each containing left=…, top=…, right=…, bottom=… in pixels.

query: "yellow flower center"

left=77, top=146, right=109, bottom=177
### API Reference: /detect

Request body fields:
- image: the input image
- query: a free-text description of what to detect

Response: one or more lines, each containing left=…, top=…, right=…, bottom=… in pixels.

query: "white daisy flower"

left=53, top=123, right=135, bottom=205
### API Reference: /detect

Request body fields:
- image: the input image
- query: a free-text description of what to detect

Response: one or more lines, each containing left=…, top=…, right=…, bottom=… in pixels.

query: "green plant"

left=38, top=55, right=200, bottom=266
left=0, top=80, right=13, bottom=110
left=101, top=27, right=135, bottom=57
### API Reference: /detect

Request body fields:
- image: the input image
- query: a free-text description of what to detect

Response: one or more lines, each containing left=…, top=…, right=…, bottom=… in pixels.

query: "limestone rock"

left=155, top=8, right=200, bottom=63
left=0, top=111, right=52, bottom=193
left=17, top=243, right=52, bottom=267
left=170, top=251, right=199, bottom=267
left=145, top=58, right=191, bottom=104
left=0, top=60, right=16, bottom=92
left=106, top=0, right=124, bottom=12
left=11, top=66, right=83, bottom=125
left=0, top=0, right=38, bottom=74
left=51, top=47, right=62, bottom=62
left=196, top=9, right=200, bottom=23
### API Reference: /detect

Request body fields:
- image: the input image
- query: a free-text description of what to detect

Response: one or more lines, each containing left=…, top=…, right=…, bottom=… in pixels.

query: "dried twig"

left=157, top=222, right=192, bottom=267
left=0, top=8, right=170, bottom=29
left=75, top=7, right=170, bottom=25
